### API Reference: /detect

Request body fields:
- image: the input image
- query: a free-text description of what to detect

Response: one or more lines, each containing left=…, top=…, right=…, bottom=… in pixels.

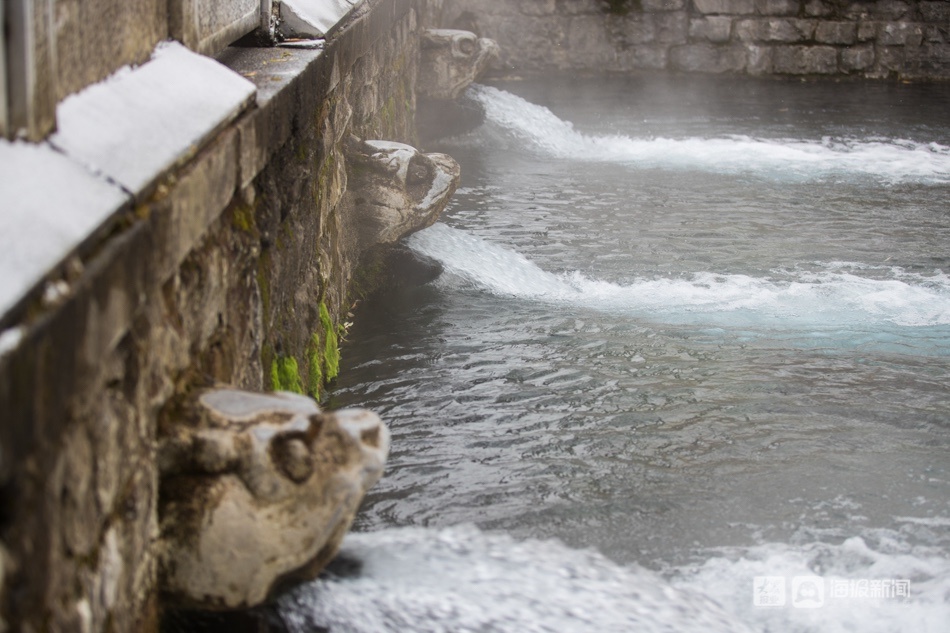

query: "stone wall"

left=0, top=0, right=428, bottom=630
left=428, top=0, right=950, bottom=79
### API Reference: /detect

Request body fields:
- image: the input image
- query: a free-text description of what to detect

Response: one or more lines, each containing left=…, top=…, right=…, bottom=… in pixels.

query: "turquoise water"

left=281, top=76, right=950, bottom=633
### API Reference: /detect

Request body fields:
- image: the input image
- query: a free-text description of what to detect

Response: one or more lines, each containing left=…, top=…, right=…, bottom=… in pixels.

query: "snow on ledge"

left=0, top=140, right=130, bottom=321
left=50, top=41, right=257, bottom=196
left=280, top=0, right=361, bottom=39
left=1, top=40, right=258, bottom=323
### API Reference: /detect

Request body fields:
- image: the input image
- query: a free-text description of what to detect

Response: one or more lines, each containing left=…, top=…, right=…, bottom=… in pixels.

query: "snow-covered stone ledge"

left=0, top=42, right=255, bottom=328
left=281, top=0, right=364, bottom=38
left=0, top=0, right=384, bottom=338
left=0, top=0, right=380, bottom=329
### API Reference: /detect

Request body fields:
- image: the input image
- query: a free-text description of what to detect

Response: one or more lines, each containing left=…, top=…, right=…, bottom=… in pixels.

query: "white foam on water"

left=467, top=85, right=950, bottom=184
left=278, top=525, right=950, bottom=633
left=894, top=516, right=950, bottom=528
left=279, top=525, right=753, bottom=633
left=407, top=224, right=950, bottom=334
left=670, top=532, right=950, bottom=633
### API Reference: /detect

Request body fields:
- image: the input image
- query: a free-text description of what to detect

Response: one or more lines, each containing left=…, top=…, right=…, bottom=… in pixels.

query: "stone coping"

left=0, top=140, right=130, bottom=329
left=50, top=43, right=256, bottom=197
left=0, top=42, right=255, bottom=330
left=0, top=0, right=373, bottom=335
left=281, top=0, right=363, bottom=39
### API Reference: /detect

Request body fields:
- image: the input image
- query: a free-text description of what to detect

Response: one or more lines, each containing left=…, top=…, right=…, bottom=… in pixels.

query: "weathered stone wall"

left=0, top=0, right=423, bottom=630
left=427, top=0, right=950, bottom=79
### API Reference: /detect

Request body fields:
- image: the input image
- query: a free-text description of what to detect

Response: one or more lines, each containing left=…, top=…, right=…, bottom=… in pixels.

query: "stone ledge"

left=0, top=41, right=255, bottom=331
left=281, top=0, right=362, bottom=39
left=0, top=140, right=130, bottom=330
left=218, top=46, right=327, bottom=190
left=50, top=42, right=255, bottom=199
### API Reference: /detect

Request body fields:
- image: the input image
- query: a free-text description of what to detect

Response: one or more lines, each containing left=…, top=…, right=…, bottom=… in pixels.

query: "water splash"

left=407, top=224, right=950, bottom=332
left=671, top=531, right=950, bottom=633
left=467, top=85, right=950, bottom=184
left=279, top=525, right=752, bottom=633
left=278, top=525, right=950, bottom=633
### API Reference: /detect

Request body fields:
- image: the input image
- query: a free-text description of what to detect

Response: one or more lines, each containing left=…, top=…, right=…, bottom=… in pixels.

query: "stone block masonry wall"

left=0, top=0, right=422, bottom=630
left=428, top=0, right=950, bottom=79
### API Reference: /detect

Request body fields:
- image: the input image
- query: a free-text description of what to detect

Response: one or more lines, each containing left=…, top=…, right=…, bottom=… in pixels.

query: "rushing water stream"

left=280, top=76, right=950, bottom=632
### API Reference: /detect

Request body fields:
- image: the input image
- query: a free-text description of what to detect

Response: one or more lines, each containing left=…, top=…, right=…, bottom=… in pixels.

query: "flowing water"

left=280, top=76, right=950, bottom=632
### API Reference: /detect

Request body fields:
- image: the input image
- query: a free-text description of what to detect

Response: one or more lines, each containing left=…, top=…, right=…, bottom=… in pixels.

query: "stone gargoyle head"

left=158, top=389, right=389, bottom=609
left=343, top=137, right=459, bottom=252
left=418, top=29, right=500, bottom=100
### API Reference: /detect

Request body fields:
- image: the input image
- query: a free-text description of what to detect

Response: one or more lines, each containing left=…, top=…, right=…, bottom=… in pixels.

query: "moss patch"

left=271, top=356, right=304, bottom=394
left=231, top=203, right=257, bottom=234
left=319, top=301, right=340, bottom=382
left=307, top=332, right=324, bottom=398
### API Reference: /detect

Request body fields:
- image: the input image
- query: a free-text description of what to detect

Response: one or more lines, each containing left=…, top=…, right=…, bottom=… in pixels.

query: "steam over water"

left=409, top=223, right=950, bottom=336
left=281, top=77, right=950, bottom=632
left=468, top=84, right=950, bottom=184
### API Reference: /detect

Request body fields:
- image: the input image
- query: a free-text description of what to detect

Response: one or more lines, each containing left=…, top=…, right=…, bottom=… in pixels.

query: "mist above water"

left=467, top=83, right=950, bottom=184
left=409, top=223, right=950, bottom=335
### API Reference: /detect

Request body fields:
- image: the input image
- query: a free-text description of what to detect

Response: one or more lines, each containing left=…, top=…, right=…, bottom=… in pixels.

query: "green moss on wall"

left=271, top=355, right=304, bottom=394
left=307, top=332, right=324, bottom=398
left=268, top=356, right=280, bottom=390
left=319, top=301, right=340, bottom=382
left=231, top=204, right=256, bottom=234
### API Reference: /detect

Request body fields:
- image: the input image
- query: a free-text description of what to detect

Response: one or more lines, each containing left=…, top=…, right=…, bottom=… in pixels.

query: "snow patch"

left=50, top=41, right=256, bottom=195
left=0, top=140, right=128, bottom=319
left=280, top=0, right=360, bottom=38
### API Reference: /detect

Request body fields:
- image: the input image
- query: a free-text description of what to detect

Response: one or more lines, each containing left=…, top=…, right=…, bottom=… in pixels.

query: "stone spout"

left=417, top=29, right=500, bottom=100
left=158, top=389, right=389, bottom=610
left=343, top=138, right=460, bottom=253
